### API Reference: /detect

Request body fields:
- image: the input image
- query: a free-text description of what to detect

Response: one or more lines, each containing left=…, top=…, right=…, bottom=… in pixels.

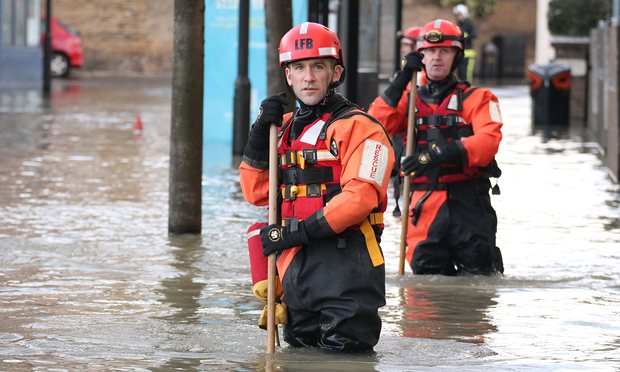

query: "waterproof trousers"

left=406, top=179, right=503, bottom=275
left=281, top=229, right=385, bottom=352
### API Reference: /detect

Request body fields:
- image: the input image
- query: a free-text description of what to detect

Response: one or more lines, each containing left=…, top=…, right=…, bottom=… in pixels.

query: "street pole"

left=169, top=0, right=204, bottom=234
left=43, top=0, right=52, bottom=96
left=340, top=1, right=359, bottom=103
left=232, top=0, right=251, bottom=157
left=395, top=0, right=402, bottom=73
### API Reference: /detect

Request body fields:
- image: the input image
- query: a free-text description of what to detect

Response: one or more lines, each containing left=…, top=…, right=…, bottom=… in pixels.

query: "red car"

left=41, top=17, right=84, bottom=78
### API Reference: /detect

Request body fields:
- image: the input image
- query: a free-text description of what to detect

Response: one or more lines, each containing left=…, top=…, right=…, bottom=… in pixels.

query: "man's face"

left=421, top=47, right=457, bottom=81
left=285, top=58, right=343, bottom=106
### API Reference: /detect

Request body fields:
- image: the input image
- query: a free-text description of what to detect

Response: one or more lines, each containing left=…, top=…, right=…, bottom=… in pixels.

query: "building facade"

left=0, top=0, right=42, bottom=85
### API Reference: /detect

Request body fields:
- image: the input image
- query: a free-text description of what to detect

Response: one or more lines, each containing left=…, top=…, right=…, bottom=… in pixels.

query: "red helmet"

left=416, top=19, right=463, bottom=51
left=400, top=26, right=422, bottom=44
left=278, top=22, right=343, bottom=67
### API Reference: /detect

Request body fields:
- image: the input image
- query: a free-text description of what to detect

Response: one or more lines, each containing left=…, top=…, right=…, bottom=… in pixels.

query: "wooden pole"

left=266, top=123, right=278, bottom=353
left=264, top=1, right=292, bottom=353
left=398, top=72, right=417, bottom=276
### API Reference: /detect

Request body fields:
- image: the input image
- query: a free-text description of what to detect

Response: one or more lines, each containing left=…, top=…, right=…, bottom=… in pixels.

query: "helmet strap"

left=451, top=50, right=465, bottom=77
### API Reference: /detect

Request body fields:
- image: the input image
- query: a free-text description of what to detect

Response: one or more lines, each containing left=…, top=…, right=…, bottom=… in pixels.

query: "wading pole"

left=266, top=123, right=278, bottom=353
left=399, top=71, right=418, bottom=276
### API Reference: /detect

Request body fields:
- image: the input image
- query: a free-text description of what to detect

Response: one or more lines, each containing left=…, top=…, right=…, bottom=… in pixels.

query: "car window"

left=59, top=20, right=79, bottom=36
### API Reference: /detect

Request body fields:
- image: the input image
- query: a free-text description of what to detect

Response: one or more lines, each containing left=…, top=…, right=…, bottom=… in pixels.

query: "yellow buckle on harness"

left=279, top=149, right=337, bottom=169
left=281, top=151, right=297, bottom=167
left=281, top=184, right=326, bottom=200
left=283, top=185, right=299, bottom=200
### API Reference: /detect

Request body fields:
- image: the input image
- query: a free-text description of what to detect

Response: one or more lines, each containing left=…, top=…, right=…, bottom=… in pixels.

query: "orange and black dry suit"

left=368, top=78, right=504, bottom=275
left=240, top=94, right=394, bottom=351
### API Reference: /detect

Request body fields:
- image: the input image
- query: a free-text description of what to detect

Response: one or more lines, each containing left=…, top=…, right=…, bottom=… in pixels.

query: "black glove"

left=401, top=51, right=425, bottom=76
left=252, top=93, right=288, bottom=133
left=260, top=219, right=309, bottom=256
left=247, top=93, right=288, bottom=151
left=243, top=93, right=288, bottom=167
left=402, top=141, right=464, bottom=176
left=381, top=51, right=424, bottom=106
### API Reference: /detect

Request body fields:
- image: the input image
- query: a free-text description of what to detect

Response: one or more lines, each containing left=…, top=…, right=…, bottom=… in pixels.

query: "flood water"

left=0, top=77, right=618, bottom=371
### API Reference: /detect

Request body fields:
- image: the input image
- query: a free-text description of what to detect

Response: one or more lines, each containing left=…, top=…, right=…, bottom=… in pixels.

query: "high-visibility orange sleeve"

left=239, top=161, right=269, bottom=206
left=460, top=88, right=503, bottom=167
left=367, top=82, right=412, bottom=137
left=320, top=115, right=395, bottom=233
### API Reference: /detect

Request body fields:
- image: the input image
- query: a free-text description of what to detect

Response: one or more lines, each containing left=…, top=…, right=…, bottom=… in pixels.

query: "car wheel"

left=50, top=52, right=70, bottom=78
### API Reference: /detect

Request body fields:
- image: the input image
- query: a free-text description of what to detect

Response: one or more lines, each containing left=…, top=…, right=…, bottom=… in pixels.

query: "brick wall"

left=45, top=0, right=173, bottom=73
left=402, top=0, right=537, bottom=79
left=45, top=0, right=537, bottom=77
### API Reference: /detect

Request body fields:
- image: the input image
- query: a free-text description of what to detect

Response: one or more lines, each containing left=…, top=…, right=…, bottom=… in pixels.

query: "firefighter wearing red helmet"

left=399, top=26, right=421, bottom=56
left=239, top=22, right=394, bottom=352
left=398, top=26, right=428, bottom=86
left=368, top=19, right=504, bottom=276
left=388, top=25, right=428, bottom=219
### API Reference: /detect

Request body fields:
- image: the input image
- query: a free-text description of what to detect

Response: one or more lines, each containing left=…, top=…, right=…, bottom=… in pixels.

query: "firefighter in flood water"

left=240, top=22, right=394, bottom=352
left=389, top=25, right=427, bottom=218
left=368, top=19, right=504, bottom=276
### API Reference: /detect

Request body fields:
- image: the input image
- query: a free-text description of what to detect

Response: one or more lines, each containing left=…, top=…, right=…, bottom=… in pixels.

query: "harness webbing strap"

left=279, top=149, right=337, bottom=168
left=280, top=167, right=333, bottom=185
left=411, top=190, right=433, bottom=226
left=368, top=212, right=384, bottom=225
left=359, top=218, right=384, bottom=267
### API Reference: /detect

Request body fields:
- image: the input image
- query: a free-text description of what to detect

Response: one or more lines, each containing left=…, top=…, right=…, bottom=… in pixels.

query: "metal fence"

left=588, top=23, right=619, bottom=182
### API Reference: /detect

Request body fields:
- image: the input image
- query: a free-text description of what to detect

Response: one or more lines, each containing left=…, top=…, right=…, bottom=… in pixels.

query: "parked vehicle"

left=41, top=17, right=84, bottom=78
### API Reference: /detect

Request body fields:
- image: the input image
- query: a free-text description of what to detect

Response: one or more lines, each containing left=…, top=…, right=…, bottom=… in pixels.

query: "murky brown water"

left=0, top=78, right=618, bottom=371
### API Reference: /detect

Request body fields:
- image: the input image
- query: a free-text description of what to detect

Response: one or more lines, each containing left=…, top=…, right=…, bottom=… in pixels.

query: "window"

left=0, top=0, right=40, bottom=47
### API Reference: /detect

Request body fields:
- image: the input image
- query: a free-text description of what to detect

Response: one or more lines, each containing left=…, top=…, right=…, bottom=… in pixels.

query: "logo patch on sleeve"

left=358, top=139, right=388, bottom=186
left=330, top=139, right=339, bottom=157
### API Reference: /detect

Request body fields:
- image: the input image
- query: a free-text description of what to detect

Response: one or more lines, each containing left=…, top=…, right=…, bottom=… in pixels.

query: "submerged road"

left=0, top=77, right=618, bottom=371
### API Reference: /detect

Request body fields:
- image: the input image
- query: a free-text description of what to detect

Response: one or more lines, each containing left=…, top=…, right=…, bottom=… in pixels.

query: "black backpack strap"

left=318, top=98, right=359, bottom=140
left=462, top=86, right=480, bottom=101
left=279, top=114, right=295, bottom=138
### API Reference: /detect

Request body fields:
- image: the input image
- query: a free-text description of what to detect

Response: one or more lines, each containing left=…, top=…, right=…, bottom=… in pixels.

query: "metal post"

left=308, top=0, right=329, bottom=24
left=43, top=0, right=52, bottom=95
left=394, top=0, right=402, bottom=73
left=339, top=0, right=359, bottom=103
left=169, top=0, right=205, bottom=234
left=232, top=0, right=251, bottom=156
